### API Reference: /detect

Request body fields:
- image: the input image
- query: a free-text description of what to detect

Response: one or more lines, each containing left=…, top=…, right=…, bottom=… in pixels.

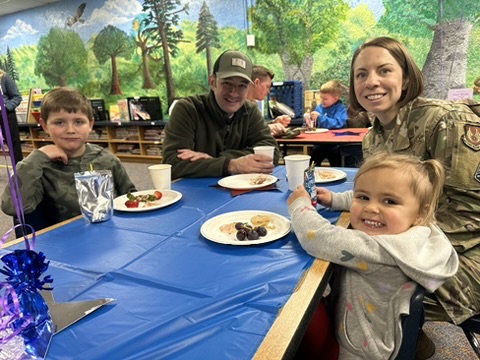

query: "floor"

left=0, top=158, right=477, bottom=359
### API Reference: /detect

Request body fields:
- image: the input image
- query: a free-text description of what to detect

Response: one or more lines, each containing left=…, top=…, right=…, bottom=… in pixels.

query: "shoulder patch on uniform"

left=462, top=124, right=480, bottom=151
left=475, top=163, right=480, bottom=183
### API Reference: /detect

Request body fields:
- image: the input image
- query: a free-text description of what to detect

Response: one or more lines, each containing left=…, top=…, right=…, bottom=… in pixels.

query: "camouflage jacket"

left=363, top=97, right=480, bottom=253
left=1, top=144, right=136, bottom=223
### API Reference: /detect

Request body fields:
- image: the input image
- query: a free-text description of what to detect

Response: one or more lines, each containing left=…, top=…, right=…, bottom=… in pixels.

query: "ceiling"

left=0, top=0, right=61, bottom=17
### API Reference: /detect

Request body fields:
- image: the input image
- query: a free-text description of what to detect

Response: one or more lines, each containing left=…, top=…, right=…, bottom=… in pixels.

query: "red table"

left=276, top=128, right=370, bottom=159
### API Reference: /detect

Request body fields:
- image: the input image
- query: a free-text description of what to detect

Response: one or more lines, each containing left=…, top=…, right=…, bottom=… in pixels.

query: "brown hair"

left=41, top=87, right=93, bottom=122
left=251, top=65, right=275, bottom=82
left=320, top=80, right=346, bottom=97
left=349, top=36, right=424, bottom=113
left=355, top=152, right=445, bottom=225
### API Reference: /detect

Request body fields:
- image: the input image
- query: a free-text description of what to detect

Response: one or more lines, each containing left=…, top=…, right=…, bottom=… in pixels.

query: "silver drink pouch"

left=74, top=170, right=113, bottom=223
left=304, top=163, right=317, bottom=207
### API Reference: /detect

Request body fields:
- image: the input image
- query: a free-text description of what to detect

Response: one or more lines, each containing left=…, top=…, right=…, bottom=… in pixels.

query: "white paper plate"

left=314, top=168, right=347, bottom=183
left=305, top=128, right=329, bottom=134
left=114, top=190, right=182, bottom=212
left=200, top=210, right=291, bottom=245
left=217, top=174, right=278, bottom=190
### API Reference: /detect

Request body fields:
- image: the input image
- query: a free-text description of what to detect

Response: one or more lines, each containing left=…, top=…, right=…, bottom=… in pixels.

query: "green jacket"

left=162, top=91, right=280, bottom=179
left=364, top=97, right=480, bottom=252
left=1, top=143, right=136, bottom=222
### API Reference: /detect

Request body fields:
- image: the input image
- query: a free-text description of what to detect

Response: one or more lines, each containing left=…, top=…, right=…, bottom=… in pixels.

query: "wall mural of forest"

left=0, top=0, right=479, bottom=117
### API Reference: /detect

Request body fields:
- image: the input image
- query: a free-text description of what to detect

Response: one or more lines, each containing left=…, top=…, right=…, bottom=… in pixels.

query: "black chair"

left=13, top=201, right=59, bottom=238
left=459, top=315, right=480, bottom=357
left=338, top=144, right=363, bottom=167
left=395, top=284, right=426, bottom=360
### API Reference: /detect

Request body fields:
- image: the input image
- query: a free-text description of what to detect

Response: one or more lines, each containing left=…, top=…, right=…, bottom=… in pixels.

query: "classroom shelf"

left=18, top=121, right=167, bottom=163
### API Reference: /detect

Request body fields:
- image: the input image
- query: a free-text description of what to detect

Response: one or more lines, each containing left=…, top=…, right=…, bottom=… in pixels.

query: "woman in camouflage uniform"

left=349, top=36, right=480, bottom=357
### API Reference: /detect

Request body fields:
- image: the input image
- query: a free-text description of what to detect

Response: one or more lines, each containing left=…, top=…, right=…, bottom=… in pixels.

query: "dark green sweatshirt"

left=162, top=91, right=280, bottom=179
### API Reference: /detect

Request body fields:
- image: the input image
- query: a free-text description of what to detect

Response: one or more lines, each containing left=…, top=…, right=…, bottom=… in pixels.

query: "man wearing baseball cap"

left=163, top=50, right=280, bottom=179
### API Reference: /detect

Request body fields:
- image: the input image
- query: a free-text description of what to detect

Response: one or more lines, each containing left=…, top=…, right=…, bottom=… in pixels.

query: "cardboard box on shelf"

left=304, top=90, right=320, bottom=112
left=118, top=99, right=129, bottom=122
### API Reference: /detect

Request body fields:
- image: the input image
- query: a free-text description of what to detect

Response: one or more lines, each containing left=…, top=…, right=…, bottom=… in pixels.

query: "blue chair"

left=459, top=315, right=480, bottom=357
left=396, top=284, right=426, bottom=360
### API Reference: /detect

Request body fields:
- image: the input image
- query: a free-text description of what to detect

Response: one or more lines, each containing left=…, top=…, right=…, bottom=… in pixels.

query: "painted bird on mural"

left=66, top=3, right=87, bottom=27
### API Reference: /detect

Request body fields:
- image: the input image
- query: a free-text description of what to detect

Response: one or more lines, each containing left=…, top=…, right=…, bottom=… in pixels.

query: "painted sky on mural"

left=0, top=0, right=385, bottom=53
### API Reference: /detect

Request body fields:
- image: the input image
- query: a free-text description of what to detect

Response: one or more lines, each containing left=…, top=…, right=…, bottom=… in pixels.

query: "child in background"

left=310, top=80, right=348, bottom=129
left=288, top=153, right=458, bottom=360
left=309, top=80, right=348, bottom=166
left=1, top=87, right=136, bottom=229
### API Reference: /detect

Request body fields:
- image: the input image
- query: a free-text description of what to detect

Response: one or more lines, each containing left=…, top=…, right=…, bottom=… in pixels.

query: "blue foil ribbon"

left=0, top=251, right=53, bottom=359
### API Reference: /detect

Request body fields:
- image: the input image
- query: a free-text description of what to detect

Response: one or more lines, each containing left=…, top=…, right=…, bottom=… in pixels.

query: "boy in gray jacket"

left=1, top=87, right=136, bottom=229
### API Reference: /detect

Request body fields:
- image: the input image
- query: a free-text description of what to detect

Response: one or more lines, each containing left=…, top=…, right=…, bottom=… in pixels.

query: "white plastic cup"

left=253, top=146, right=275, bottom=162
left=283, top=154, right=311, bottom=191
left=148, top=164, right=171, bottom=190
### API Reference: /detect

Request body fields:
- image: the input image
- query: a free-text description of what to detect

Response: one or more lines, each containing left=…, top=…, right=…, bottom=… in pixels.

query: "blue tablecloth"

left=1, top=167, right=356, bottom=360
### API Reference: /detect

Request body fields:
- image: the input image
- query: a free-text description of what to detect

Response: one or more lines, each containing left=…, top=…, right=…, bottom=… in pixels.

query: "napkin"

left=211, top=183, right=280, bottom=197
left=333, top=131, right=362, bottom=136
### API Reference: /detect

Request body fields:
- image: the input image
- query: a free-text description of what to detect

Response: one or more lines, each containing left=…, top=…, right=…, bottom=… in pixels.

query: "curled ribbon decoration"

left=0, top=283, right=33, bottom=345
left=0, top=90, right=53, bottom=358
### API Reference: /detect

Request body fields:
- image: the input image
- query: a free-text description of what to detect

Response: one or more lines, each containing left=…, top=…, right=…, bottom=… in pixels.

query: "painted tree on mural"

left=142, top=0, right=189, bottom=106
left=196, top=1, right=220, bottom=77
left=380, top=0, right=480, bottom=99
left=250, top=0, right=349, bottom=89
left=312, top=5, right=378, bottom=91
left=35, top=28, right=88, bottom=87
left=132, top=15, right=157, bottom=90
left=1, top=47, right=19, bottom=82
left=93, top=25, right=135, bottom=95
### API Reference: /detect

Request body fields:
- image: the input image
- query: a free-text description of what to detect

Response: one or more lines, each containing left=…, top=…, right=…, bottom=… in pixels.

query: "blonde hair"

left=320, top=80, right=346, bottom=97
left=355, top=152, right=445, bottom=225
left=41, top=87, right=93, bottom=122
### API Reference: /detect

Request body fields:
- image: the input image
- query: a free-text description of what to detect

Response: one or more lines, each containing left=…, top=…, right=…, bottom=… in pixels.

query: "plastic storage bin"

left=267, top=81, right=304, bottom=126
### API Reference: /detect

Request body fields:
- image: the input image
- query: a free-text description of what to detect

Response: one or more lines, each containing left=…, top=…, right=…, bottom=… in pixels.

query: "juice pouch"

left=74, top=170, right=113, bottom=223
left=304, top=163, right=317, bottom=207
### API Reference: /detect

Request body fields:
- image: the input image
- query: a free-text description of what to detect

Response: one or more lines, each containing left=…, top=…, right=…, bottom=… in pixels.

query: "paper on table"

left=41, top=288, right=115, bottom=334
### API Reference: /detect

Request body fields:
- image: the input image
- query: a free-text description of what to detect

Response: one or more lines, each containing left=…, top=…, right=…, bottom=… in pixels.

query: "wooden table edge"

left=2, top=215, right=83, bottom=249
left=253, top=211, right=350, bottom=360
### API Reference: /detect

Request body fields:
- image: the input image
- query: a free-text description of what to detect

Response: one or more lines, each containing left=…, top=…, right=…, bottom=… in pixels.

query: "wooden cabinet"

left=18, top=120, right=167, bottom=163
left=24, top=88, right=46, bottom=124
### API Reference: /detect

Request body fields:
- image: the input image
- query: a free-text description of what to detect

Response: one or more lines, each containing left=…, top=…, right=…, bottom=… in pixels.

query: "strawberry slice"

left=125, top=199, right=140, bottom=208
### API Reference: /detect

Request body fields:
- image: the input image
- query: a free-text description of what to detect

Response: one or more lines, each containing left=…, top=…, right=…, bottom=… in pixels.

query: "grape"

left=235, top=222, right=245, bottom=230
left=236, top=229, right=246, bottom=240
left=247, top=230, right=259, bottom=240
left=256, top=226, right=267, bottom=237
